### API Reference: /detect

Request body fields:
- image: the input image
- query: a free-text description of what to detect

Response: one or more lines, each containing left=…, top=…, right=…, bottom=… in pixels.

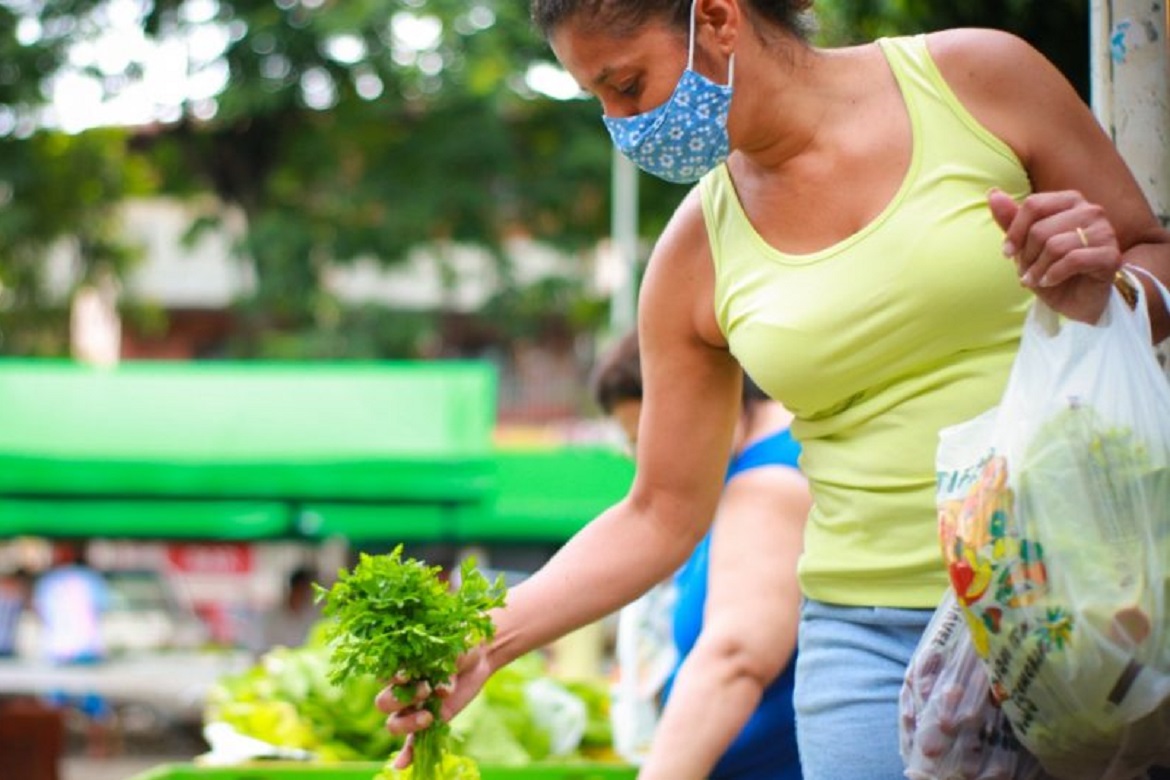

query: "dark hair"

left=590, top=329, right=769, bottom=413
left=590, top=330, right=643, bottom=414
left=289, top=566, right=315, bottom=591
left=531, top=0, right=815, bottom=41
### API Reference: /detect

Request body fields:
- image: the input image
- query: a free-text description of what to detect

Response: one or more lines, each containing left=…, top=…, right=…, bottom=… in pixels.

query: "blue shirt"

left=662, top=428, right=803, bottom=780
left=32, top=565, right=110, bottom=663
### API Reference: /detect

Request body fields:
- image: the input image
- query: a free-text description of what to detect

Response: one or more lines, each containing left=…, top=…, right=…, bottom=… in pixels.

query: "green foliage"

left=226, top=302, right=440, bottom=360
left=816, top=0, right=1089, bottom=98
left=315, top=546, right=507, bottom=780
left=481, top=277, right=609, bottom=342
left=126, top=0, right=625, bottom=329
left=0, top=0, right=1092, bottom=359
left=0, top=1, right=103, bottom=110
left=0, top=127, right=155, bottom=355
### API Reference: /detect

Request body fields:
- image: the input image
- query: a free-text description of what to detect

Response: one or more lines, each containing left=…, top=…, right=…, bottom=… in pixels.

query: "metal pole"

left=1090, top=0, right=1170, bottom=225
left=609, top=148, right=639, bottom=337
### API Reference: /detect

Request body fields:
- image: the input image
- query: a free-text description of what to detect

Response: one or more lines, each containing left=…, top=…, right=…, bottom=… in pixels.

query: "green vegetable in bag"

left=947, top=400, right=1170, bottom=773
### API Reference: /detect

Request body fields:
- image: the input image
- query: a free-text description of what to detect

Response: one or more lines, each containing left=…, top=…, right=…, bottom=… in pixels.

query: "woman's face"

left=550, top=16, right=689, bottom=120
left=610, top=398, right=643, bottom=453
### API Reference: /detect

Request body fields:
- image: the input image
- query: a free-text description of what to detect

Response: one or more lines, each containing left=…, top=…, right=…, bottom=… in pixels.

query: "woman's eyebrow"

left=591, top=66, right=615, bottom=88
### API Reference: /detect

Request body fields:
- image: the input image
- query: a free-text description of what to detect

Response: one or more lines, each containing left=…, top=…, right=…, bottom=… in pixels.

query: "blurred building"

left=42, top=197, right=624, bottom=424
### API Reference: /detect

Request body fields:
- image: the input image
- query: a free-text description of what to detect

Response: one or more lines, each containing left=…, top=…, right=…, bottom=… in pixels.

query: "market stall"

left=0, top=359, right=635, bottom=779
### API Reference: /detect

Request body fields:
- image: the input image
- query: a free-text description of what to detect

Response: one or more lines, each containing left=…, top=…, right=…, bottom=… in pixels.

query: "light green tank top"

left=700, top=35, right=1032, bottom=608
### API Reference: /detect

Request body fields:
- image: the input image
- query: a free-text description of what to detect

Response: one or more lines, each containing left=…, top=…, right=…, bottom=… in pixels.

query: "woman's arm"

left=638, top=464, right=810, bottom=780
left=929, top=28, right=1170, bottom=338
left=486, top=192, right=742, bottom=674
left=379, top=190, right=744, bottom=741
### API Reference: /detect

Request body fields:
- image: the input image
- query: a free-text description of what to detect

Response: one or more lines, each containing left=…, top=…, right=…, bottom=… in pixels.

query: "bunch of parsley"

left=315, top=545, right=507, bottom=780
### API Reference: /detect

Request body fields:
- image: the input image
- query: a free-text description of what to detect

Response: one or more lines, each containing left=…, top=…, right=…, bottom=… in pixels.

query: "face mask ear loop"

left=687, top=0, right=698, bottom=69
left=688, top=1, right=733, bottom=87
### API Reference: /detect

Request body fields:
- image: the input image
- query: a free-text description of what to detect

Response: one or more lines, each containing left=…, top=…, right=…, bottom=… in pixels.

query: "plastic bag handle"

left=1123, top=264, right=1170, bottom=377
left=1123, top=265, right=1170, bottom=328
left=1030, top=283, right=1139, bottom=339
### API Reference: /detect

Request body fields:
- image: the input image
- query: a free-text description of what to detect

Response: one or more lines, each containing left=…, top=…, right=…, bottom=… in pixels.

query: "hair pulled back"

left=531, top=0, right=815, bottom=41
left=590, top=329, right=770, bottom=415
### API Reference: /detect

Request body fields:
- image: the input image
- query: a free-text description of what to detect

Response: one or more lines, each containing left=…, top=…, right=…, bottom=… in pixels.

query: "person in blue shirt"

left=33, top=542, right=116, bottom=756
left=591, top=331, right=809, bottom=780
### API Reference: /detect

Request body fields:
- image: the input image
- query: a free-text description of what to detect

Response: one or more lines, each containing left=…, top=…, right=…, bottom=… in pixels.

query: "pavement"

left=0, top=651, right=254, bottom=721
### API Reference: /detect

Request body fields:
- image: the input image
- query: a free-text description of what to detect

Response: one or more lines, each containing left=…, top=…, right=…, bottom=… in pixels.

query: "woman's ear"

left=695, top=0, right=741, bottom=55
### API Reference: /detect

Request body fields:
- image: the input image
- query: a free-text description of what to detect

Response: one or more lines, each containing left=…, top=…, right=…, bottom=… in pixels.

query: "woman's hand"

left=374, top=644, right=493, bottom=769
left=988, top=188, right=1122, bottom=324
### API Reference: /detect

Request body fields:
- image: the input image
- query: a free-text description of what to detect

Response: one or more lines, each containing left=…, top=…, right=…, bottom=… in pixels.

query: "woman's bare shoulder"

left=640, top=186, right=726, bottom=350
left=922, top=28, right=1087, bottom=166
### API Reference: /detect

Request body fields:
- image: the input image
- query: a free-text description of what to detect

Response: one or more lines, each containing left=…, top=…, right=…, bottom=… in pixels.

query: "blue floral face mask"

left=603, top=1, right=734, bottom=184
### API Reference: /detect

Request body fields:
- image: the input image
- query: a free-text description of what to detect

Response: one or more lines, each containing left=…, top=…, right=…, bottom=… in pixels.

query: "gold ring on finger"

left=1075, top=226, right=1090, bottom=248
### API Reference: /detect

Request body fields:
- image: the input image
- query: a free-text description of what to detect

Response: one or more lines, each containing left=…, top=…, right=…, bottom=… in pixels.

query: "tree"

left=0, top=128, right=154, bottom=355
left=0, top=0, right=1091, bottom=361
left=817, top=0, right=1089, bottom=98
left=128, top=0, right=630, bottom=337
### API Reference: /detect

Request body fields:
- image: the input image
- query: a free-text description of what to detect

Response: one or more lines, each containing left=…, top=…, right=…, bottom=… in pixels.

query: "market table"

left=0, top=650, right=254, bottom=722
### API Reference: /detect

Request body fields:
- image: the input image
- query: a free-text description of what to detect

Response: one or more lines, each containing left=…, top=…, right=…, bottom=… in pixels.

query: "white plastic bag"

left=935, top=282, right=1170, bottom=779
left=610, top=580, right=678, bottom=765
left=901, top=588, right=1049, bottom=780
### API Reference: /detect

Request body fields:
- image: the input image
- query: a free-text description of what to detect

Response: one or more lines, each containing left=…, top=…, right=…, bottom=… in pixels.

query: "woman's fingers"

left=434, top=678, right=456, bottom=699
left=995, top=189, right=1082, bottom=257
left=392, top=734, right=415, bottom=769
left=989, top=189, right=1121, bottom=291
left=384, top=707, right=433, bottom=735
left=986, top=188, right=1019, bottom=239
left=375, top=676, right=433, bottom=712
left=374, top=674, right=438, bottom=739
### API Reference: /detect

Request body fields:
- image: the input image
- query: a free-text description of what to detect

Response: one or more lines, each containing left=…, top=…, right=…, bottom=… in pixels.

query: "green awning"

left=0, top=360, right=498, bottom=538
left=296, top=502, right=474, bottom=542
left=465, top=447, right=634, bottom=542
left=294, top=448, right=635, bottom=544
left=0, top=499, right=291, bottom=539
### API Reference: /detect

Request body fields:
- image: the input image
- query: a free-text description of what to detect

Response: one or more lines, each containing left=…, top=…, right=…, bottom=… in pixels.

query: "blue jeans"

left=793, top=599, right=933, bottom=780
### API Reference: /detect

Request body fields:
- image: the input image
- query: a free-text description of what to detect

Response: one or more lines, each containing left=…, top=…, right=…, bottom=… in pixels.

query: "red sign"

left=166, top=543, right=253, bottom=575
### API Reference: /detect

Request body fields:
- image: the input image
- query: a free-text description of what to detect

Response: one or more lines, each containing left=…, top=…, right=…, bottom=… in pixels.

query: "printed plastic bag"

left=935, top=282, right=1170, bottom=779
left=900, top=588, right=1049, bottom=780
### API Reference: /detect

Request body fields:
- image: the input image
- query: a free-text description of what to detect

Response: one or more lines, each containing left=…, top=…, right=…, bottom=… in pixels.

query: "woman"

left=592, top=331, right=807, bottom=779
left=379, top=1, right=1170, bottom=776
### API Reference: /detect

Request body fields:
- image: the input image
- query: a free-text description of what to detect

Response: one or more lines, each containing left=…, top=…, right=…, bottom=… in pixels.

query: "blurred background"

left=0, top=0, right=1162, bottom=778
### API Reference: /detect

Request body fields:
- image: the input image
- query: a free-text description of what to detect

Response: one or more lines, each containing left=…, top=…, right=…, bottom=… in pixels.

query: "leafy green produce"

left=451, top=654, right=553, bottom=765
left=315, top=546, right=507, bottom=780
left=204, top=633, right=400, bottom=761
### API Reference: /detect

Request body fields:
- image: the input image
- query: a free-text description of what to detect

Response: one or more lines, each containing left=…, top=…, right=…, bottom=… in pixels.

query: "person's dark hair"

left=288, top=566, right=315, bottom=591
left=591, top=329, right=770, bottom=413
left=742, top=373, right=769, bottom=403
left=590, top=330, right=643, bottom=414
left=531, top=0, right=815, bottom=42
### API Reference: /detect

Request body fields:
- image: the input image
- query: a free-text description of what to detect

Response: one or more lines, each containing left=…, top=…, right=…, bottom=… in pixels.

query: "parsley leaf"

left=315, top=545, right=507, bottom=779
